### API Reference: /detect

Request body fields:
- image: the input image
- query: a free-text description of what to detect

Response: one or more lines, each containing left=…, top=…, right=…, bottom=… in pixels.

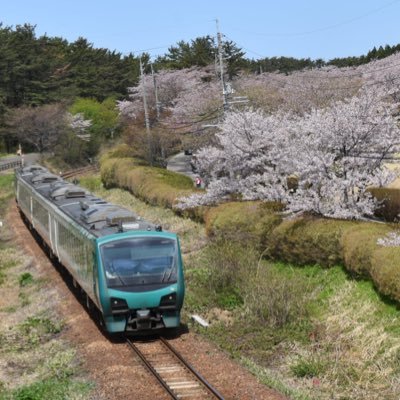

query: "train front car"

left=15, top=165, right=185, bottom=335
left=96, top=231, right=185, bottom=333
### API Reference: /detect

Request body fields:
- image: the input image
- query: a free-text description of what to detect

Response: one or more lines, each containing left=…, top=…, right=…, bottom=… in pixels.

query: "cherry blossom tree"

left=178, top=109, right=291, bottom=209
left=286, top=85, right=400, bottom=219
left=179, top=85, right=400, bottom=220
left=236, top=66, right=361, bottom=115
left=117, top=66, right=222, bottom=154
left=117, top=67, right=219, bottom=125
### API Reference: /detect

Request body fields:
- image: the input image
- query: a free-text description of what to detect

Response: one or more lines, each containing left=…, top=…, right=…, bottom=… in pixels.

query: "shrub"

left=202, top=239, right=259, bottom=294
left=291, top=357, right=327, bottom=378
left=19, top=272, right=34, bottom=286
left=189, top=239, right=311, bottom=327
left=100, top=156, right=195, bottom=207
left=244, top=264, right=310, bottom=328
left=106, top=143, right=136, bottom=158
left=370, top=246, right=400, bottom=302
left=267, top=216, right=351, bottom=267
left=369, top=187, right=400, bottom=222
left=204, top=201, right=282, bottom=248
left=100, top=156, right=132, bottom=188
left=99, top=149, right=400, bottom=307
left=341, top=222, right=392, bottom=276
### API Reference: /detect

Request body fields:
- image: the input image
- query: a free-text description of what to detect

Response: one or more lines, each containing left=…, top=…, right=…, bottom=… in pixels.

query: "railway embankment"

left=0, top=173, right=92, bottom=399
left=2, top=168, right=286, bottom=400
left=94, top=153, right=400, bottom=400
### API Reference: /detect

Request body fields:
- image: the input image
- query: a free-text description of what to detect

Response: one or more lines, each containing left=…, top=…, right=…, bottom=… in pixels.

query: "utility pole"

left=216, top=19, right=228, bottom=111
left=140, top=57, right=152, bottom=164
left=151, top=63, right=165, bottom=161
left=151, top=63, right=161, bottom=120
left=202, top=19, right=248, bottom=133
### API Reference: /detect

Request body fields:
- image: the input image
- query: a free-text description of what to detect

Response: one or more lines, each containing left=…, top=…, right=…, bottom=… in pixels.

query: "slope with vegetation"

left=78, top=173, right=400, bottom=400
left=0, top=173, right=91, bottom=399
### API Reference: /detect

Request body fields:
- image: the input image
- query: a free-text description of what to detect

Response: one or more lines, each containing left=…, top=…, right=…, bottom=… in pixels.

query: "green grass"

left=290, top=357, right=327, bottom=378
left=18, top=273, right=34, bottom=287
left=19, top=315, right=63, bottom=336
left=0, top=174, right=14, bottom=191
left=185, top=244, right=400, bottom=399
left=77, top=175, right=103, bottom=192
left=82, top=168, right=400, bottom=399
left=153, top=167, right=194, bottom=189
left=0, top=378, right=92, bottom=400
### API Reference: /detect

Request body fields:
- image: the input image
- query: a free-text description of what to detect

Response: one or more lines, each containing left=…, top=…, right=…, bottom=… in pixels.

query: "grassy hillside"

left=0, top=173, right=92, bottom=399
left=80, top=174, right=400, bottom=400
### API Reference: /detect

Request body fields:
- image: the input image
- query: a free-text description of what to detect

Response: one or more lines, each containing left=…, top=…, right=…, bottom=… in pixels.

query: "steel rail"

left=61, top=165, right=98, bottom=179
left=127, top=337, right=225, bottom=399
left=127, top=338, right=179, bottom=400
left=159, top=337, right=225, bottom=400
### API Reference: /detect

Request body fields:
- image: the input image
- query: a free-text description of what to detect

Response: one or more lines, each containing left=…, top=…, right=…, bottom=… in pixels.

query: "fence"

left=0, top=159, right=22, bottom=172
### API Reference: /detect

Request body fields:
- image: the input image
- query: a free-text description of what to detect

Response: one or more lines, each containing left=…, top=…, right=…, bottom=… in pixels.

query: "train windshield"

left=100, top=237, right=178, bottom=288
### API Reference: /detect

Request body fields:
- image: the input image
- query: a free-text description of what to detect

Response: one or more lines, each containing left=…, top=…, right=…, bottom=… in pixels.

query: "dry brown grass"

left=0, top=238, right=78, bottom=391
left=282, top=282, right=400, bottom=400
left=0, top=175, right=90, bottom=397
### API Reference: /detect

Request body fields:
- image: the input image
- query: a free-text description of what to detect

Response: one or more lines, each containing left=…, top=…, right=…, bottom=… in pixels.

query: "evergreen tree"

left=223, top=40, right=245, bottom=80
left=155, top=36, right=216, bottom=69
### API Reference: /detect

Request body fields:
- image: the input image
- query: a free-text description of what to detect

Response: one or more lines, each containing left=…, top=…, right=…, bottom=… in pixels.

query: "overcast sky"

left=1, top=0, right=400, bottom=60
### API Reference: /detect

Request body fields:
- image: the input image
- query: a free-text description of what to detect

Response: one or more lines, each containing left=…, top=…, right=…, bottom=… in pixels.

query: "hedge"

left=341, top=222, right=391, bottom=276
left=205, top=206, right=398, bottom=301
left=370, top=246, right=400, bottom=300
left=266, top=217, right=351, bottom=267
left=99, top=154, right=400, bottom=304
left=100, top=155, right=195, bottom=208
left=368, top=187, right=400, bottom=222
left=204, top=201, right=283, bottom=249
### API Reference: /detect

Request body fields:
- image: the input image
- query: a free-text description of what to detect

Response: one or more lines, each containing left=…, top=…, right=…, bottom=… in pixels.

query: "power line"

left=223, top=36, right=400, bottom=91
left=160, top=109, right=222, bottom=130
left=224, top=33, right=400, bottom=80
left=226, top=0, right=400, bottom=37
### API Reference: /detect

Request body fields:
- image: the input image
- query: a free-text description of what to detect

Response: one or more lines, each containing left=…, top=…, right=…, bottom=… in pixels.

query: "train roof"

left=16, top=165, right=163, bottom=238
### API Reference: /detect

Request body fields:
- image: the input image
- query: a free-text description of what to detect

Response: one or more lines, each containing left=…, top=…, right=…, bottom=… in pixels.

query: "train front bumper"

left=104, top=309, right=180, bottom=332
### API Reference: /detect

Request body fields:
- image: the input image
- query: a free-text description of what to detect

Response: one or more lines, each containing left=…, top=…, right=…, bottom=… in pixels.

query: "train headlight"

left=110, top=297, right=129, bottom=314
left=159, top=292, right=176, bottom=309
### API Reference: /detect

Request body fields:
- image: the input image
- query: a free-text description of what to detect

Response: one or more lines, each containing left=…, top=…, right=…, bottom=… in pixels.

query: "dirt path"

left=9, top=202, right=286, bottom=400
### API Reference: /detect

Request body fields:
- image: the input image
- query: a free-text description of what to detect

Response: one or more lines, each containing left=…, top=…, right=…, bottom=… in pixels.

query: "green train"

left=15, top=165, right=185, bottom=333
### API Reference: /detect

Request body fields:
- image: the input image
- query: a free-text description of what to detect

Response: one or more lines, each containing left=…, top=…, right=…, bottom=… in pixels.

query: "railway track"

left=127, top=337, right=225, bottom=399
left=61, top=164, right=98, bottom=179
